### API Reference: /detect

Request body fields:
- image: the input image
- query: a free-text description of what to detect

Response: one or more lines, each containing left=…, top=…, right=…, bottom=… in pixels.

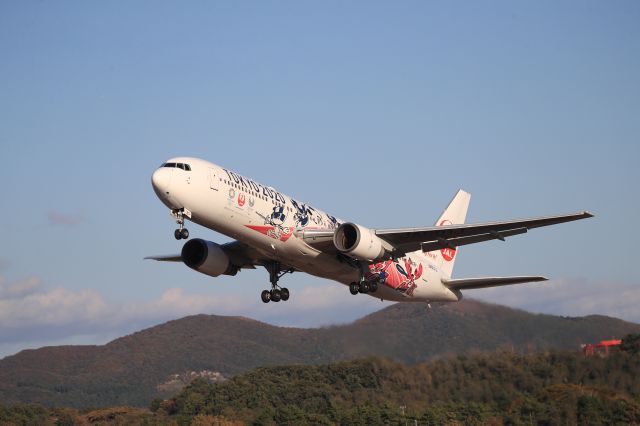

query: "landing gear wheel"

left=349, top=282, right=359, bottom=295
left=171, top=208, right=190, bottom=240
left=280, top=288, right=290, bottom=301
left=270, top=289, right=282, bottom=302
left=261, top=290, right=271, bottom=303
left=359, top=282, right=370, bottom=294
left=263, top=261, right=294, bottom=304
left=174, top=228, right=189, bottom=240
left=369, top=281, right=378, bottom=293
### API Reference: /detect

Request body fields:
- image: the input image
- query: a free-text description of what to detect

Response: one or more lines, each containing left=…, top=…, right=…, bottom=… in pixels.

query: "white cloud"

left=47, top=210, right=84, bottom=226
left=0, top=273, right=385, bottom=358
left=469, top=277, right=640, bottom=323
left=0, top=276, right=43, bottom=299
left=251, top=285, right=387, bottom=328
left=0, top=278, right=94, bottom=330
left=2, top=272, right=636, bottom=360
left=115, top=287, right=254, bottom=326
left=0, top=278, right=237, bottom=340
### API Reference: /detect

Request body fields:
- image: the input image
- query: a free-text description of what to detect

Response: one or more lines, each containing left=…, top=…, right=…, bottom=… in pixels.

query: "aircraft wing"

left=375, top=211, right=593, bottom=256
left=297, top=211, right=592, bottom=257
left=294, top=228, right=337, bottom=252
left=218, top=240, right=263, bottom=269
left=145, top=240, right=271, bottom=270
left=442, top=276, right=547, bottom=290
left=145, top=254, right=182, bottom=262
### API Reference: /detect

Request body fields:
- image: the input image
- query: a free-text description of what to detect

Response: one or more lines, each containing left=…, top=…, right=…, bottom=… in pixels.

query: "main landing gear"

left=261, top=261, right=293, bottom=303
left=172, top=209, right=189, bottom=240
left=349, top=271, right=382, bottom=296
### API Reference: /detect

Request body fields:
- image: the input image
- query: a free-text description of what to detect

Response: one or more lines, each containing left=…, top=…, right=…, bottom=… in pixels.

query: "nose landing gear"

left=172, top=208, right=190, bottom=240
left=261, top=262, right=293, bottom=303
left=174, top=228, right=189, bottom=240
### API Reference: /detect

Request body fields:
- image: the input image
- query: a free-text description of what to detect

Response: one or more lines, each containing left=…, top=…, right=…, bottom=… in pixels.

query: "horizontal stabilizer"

left=442, top=276, right=547, bottom=290
left=145, top=254, right=182, bottom=262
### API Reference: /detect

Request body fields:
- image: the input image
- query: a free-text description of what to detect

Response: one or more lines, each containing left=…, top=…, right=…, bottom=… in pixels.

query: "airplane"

left=147, top=157, right=593, bottom=304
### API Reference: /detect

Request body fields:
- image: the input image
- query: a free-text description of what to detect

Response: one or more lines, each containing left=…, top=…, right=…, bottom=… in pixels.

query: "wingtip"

left=583, top=210, right=594, bottom=218
left=144, top=254, right=183, bottom=262
left=457, top=188, right=471, bottom=199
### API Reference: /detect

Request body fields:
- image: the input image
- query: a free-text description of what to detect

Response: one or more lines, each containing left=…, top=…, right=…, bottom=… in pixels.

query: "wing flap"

left=395, top=227, right=528, bottom=254
left=442, top=276, right=548, bottom=290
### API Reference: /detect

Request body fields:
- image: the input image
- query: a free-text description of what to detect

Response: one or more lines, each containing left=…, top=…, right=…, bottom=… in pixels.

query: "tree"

left=149, top=397, right=163, bottom=413
left=620, top=334, right=640, bottom=355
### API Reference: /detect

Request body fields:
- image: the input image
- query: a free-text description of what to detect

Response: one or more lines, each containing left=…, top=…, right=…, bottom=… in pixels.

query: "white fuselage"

left=152, top=157, right=461, bottom=303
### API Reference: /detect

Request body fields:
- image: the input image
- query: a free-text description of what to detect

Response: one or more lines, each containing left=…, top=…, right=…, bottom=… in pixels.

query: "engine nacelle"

left=333, top=222, right=386, bottom=261
left=181, top=239, right=238, bottom=277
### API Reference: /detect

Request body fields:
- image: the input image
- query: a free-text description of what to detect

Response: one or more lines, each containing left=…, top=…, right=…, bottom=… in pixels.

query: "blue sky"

left=1, top=1, right=639, bottom=358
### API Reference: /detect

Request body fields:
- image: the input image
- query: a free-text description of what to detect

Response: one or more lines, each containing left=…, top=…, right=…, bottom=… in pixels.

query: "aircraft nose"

left=151, top=168, right=172, bottom=197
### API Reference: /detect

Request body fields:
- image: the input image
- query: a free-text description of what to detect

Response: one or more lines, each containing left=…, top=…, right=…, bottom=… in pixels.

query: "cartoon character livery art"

left=248, top=206, right=293, bottom=242
left=291, top=199, right=336, bottom=229
left=149, top=157, right=593, bottom=305
left=290, top=199, right=311, bottom=227
left=367, top=258, right=424, bottom=298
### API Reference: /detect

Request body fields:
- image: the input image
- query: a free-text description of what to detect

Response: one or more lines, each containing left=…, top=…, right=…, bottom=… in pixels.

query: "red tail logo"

left=438, top=219, right=456, bottom=262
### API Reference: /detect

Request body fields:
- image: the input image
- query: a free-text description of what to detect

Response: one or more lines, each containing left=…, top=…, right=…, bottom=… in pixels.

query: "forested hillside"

left=159, top=348, right=640, bottom=425
left=1, top=299, right=639, bottom=408
left=2, top=348, right=639, bottom=425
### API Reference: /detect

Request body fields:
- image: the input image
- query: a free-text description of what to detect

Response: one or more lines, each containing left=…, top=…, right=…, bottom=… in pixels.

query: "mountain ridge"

left=1, top=299, right=638, bottom=408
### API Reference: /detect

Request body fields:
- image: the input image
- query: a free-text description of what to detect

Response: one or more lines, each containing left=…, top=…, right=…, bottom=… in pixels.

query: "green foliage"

left=0, top=405, right=162, bottom=425
left=0, top=404, right=51, bottom=425
left=162, top=351, right=640, bottom=425
left=53, top=410, right=75, bottom=426
left=621, top=333, right=640, bottom=354
left=2, top=350, right=639, bottom=425
left=149, top=397, right=163, bottom=413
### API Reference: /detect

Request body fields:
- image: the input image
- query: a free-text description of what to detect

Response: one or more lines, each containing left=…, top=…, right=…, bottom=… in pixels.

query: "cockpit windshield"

left=161, top=162, right=191, bottom=171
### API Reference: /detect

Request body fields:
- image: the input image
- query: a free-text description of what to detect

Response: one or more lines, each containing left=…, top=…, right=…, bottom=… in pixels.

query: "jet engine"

left=333, top=222, right=387, bottom=261
left=181, top=239, right=238, bottom=277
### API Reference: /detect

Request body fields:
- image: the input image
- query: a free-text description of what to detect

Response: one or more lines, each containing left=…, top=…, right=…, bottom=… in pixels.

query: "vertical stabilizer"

left=430, top=189, right=470, bottom=278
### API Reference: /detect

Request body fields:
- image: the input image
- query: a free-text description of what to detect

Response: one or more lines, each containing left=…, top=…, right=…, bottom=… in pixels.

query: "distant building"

left=157, top=370, right=226, bottom=393
left=581, top=339, right=622, bottom=357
